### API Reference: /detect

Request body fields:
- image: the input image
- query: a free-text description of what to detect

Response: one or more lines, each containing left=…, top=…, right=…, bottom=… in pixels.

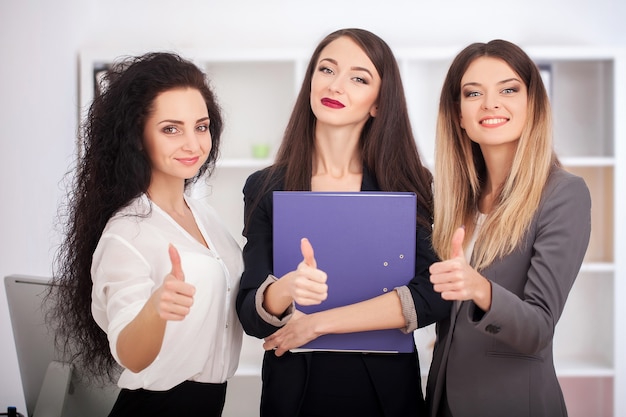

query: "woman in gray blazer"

left=426, top=39, right=591, bottom=417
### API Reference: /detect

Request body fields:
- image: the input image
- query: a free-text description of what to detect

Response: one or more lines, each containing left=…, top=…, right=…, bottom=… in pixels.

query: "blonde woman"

left=426, top=40, right=591, bottom=417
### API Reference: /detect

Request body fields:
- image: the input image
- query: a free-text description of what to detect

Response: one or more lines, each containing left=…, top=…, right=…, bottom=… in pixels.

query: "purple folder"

left=273, top=191, right=416, bottom=353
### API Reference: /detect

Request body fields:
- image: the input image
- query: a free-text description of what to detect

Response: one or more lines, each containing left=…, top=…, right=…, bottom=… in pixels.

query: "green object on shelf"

left=252, top=143, right=270, bottom=159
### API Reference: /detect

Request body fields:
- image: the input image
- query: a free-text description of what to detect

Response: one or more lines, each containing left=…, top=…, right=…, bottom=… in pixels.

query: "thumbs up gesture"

left=288, top=238, right=328, bottom=306
left=429, top=227, right=492, bottom=310
left=154, top=244, right=196, bottom=321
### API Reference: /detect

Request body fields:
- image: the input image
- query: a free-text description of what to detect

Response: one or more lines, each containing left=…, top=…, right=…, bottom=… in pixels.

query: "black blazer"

left=426, top=167, right=591, bottom=417
left=236, top=167, right=450, bottom=416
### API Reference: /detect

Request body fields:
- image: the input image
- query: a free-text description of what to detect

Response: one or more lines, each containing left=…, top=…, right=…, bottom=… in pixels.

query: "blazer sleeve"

left=467, top=171, right=592, bottom=354
left=236, top=169, right=286, bottom=338
left=405, top=222, right=452, bottom=328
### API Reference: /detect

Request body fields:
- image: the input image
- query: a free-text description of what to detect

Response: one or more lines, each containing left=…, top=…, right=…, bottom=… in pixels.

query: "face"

left=459, top=56, right=528, bottom=151
left=310, top=36, right=381, bottom=130
left=142, top=88, right=211, bottom=187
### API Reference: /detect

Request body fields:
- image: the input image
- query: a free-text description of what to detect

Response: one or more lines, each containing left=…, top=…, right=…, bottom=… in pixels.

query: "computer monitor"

left=4, top=274, right=119, bottom=417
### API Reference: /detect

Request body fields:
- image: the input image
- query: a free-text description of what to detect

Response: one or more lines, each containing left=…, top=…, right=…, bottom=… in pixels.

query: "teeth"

left=481, top=118, right=507, bottom=125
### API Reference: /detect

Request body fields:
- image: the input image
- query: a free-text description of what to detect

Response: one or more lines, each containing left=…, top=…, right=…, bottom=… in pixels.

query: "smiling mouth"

left=321, top=98, right=345, bottom=109
left=177, top=157, right=200, bottom=165
left=480, top=118, right=509, bottom=125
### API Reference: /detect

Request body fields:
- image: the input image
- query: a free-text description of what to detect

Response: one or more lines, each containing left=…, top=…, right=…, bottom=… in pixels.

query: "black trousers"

left=108, top=380, right=227, bottom=417
left=261, top=350, right=425, bottom=417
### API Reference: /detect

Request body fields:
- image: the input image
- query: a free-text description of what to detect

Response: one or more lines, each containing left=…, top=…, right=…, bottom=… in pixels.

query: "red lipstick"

left=321, top=98, right=345, bottom=109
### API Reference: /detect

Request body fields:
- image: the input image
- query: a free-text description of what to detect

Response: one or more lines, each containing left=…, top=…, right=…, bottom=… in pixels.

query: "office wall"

left=1, top=0, right=624, bottom=413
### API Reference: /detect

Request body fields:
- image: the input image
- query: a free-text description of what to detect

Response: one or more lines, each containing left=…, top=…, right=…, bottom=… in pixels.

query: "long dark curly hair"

left=46, top=52, right=223, bottom=382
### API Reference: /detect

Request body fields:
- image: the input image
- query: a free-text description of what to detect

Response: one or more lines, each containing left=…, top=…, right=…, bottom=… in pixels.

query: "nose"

left=328, top=76, right=345, bottom=94
left=481, top=92, right=500, bottom=110
left=182, top=131, right=201, bottom=152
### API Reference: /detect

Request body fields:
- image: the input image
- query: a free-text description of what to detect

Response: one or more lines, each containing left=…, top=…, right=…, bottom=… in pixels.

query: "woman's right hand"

left=284, top=238, right=328, bottom=306
left=263, top=238, right=328, bottom=316
left=152, top=244, right=196, bottom=321
left=116, top=244, right=196, bottom=372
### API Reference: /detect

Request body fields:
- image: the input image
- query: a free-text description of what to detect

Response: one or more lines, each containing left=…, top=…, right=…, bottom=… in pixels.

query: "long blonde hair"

left=432, top=40, right=559, bottom=270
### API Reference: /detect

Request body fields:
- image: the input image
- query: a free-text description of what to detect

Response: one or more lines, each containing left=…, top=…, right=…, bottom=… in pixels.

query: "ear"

left=370, top=104, right=378, bottom=118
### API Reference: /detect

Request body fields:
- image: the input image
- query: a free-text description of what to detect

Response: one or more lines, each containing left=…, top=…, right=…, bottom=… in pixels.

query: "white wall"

left=1, top=0, right=624, bottom=413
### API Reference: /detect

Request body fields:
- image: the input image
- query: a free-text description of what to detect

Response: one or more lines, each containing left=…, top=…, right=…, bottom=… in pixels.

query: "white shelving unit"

left=79, top=45, right=625, bottom=417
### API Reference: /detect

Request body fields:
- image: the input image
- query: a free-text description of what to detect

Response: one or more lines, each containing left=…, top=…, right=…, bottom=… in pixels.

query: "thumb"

left=300, top=238, right=316, bottom=268
left=168, top=244, right=185, bottom=281
left=450, top=226, right=465, bottom=259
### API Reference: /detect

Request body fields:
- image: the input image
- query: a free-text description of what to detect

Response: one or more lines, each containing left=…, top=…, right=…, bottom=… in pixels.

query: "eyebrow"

left=462, top=78, right=521, bottom=89
left=158, top=116, right=210, bottom=125
left=319, top=58, right=374, bottom=78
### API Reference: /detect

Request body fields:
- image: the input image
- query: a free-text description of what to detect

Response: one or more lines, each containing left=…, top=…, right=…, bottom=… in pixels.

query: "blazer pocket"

left=486, top=350, right=543, bottom=362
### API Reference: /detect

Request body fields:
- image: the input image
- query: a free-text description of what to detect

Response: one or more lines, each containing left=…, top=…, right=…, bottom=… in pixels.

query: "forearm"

left=262, top=274, right=295, bottom=317
left=313, top=291, right=405, bottom=335
left=116, top=300, right=166, bottom=373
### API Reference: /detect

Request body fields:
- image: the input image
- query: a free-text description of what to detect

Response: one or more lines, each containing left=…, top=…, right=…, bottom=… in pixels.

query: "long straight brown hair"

left=252, top=28, right=434, bottom=228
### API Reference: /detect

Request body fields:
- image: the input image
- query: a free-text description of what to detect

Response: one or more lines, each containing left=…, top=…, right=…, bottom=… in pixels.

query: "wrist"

left=262, top=279, right=294, bottom=317
left=473, top=276, right=493, bottom=312
left=310, top=311, right=331, bottom=337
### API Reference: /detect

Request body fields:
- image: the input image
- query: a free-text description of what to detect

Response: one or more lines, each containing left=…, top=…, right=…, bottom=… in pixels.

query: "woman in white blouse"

left=48, top=52, right=243, bottom=417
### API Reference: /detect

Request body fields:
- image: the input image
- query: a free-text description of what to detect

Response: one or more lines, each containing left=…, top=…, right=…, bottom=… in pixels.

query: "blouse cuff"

left=255, top=274, right=295, bottom=326
left=395, top=286, right=418, bottom=333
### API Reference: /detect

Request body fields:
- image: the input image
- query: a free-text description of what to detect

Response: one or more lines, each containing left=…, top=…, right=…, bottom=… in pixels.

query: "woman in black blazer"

left=236, top=28, right=450, bottom=417
left=427, top=39, right=591, bottom=417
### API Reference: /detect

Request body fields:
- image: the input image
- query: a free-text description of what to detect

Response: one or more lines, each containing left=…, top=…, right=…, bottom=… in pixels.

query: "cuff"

left=255, top=274, right=295, bottom=327
left=395, top=286, right=418, bottom=333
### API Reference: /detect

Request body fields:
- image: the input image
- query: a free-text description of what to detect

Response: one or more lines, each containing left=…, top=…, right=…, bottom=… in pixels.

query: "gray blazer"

left=426, top=167, right=591, bottom=417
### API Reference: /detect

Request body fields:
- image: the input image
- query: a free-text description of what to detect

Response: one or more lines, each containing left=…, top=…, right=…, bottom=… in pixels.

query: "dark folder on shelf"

left=273, top=191, right=417, bottom=353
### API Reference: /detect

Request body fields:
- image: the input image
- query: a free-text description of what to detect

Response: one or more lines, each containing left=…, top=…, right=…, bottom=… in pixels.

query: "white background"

left=1, top=0, right=625, bottom=412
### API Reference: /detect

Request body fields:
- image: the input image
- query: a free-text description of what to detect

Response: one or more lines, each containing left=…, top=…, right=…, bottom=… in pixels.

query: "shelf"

left=579, top=262, right=614, bottom=273
left=565, top=166, right=614, bottom=264
left=556, top=358, right=615, bottom=378
left=217, top=158, right=273, bottom=169
left=560, top=157, right=615, bottom=167
left=233, top=363, right=262, bottom=377
left=554, top=273, right=614, bottom=373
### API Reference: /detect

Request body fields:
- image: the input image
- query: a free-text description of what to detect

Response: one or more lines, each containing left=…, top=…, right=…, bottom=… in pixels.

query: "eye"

left=464, top=90, right=481, bottom=98
left=501, top=87, right=518, bottom=94
left=318, top=66, right=334, bottom=75
left=162, top=125, right=179, bottom=134
left=196, top=124, right=209, bottom=133
left=352, top=76, right=368, bottom=85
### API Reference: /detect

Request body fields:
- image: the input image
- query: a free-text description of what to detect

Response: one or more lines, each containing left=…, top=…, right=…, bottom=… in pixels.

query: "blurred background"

left=1, top=0, right=624, bottom=414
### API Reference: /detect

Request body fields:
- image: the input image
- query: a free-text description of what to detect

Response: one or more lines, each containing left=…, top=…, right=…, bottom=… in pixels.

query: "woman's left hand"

left=263, top=310, right=319, bottom=356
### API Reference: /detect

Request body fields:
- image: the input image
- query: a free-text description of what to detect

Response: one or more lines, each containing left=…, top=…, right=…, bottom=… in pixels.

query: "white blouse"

left=91, top=194, right=243, bottom=391
left=465, top=212, right=487, bottom=263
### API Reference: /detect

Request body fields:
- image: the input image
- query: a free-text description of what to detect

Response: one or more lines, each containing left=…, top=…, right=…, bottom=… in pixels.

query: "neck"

left=147, top=180, right=187, bottom=216
left=313, top=124, right=362, bottom=177
left=479, top=144, right=515, bottom=213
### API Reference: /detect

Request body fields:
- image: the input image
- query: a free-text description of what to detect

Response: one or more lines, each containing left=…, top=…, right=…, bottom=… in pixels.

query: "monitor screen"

left=4, top=274, right=119, bottom=417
